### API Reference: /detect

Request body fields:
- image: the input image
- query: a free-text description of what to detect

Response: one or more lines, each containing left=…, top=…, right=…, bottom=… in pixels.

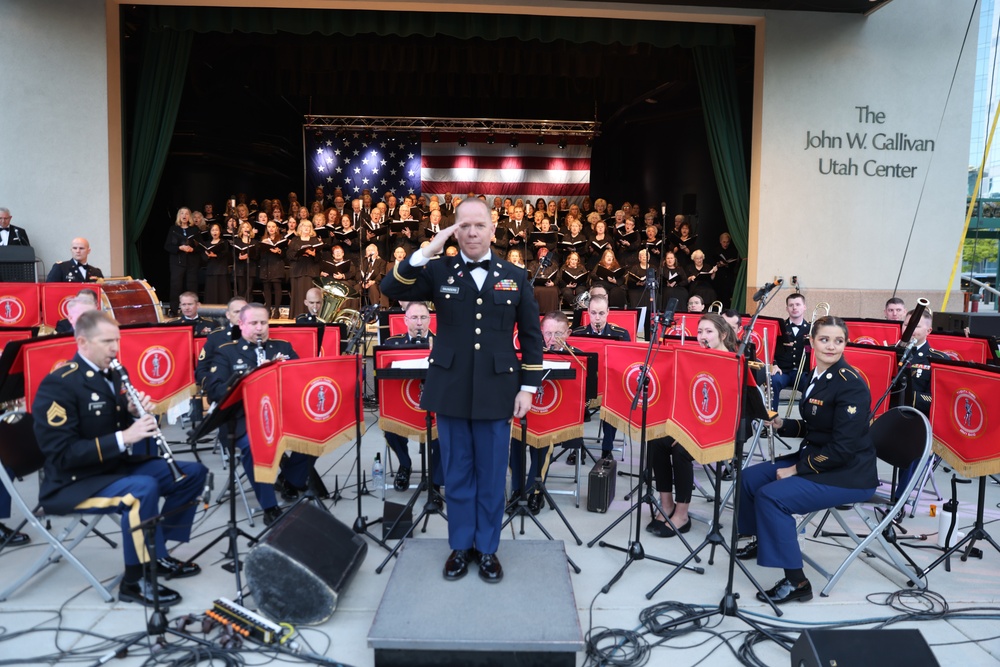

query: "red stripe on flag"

left=421, top=155, right=592, bottom=171
left=421, top=182, right=591, bottom=196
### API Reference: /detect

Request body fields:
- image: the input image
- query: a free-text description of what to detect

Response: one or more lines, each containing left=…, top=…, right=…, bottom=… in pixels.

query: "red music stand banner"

left=664, top=313, right=696, bottom=339
left=523, top=355, right=586, bottom=448
left=243, top=367, right=284, bottom=483
left=600, top=342, right=674, bottom=441
left=320, top=325, right=341, bottom=357
left=376, top=348, right=435, bottom=440
left=118, top=326, right=195, bottom=414
left=842, top=345, right=896, bottom=418
left=41, top=283, right=103, bottom=328
left=0, top=283, right=41, bottom=328
left=268, top=326, right=319, bottom=359
left=845, top=319, right=901, bottom=347
left=24, top=338, right=78, bottom=413
left=930, top=363, right=1000, bottom=478
left=279, top=357, right=360, bottom=461
left=566, top=335, right=621, bottom=405
left=667, top=347, right=743, bottom=465
left=927, top=332, right=992, bottom=365
left=740, top=316, right=781, bottom=362
left=0, top=329, right=32, bottom=356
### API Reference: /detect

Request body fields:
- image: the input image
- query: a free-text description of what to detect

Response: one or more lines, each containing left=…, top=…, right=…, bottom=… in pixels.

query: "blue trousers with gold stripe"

left=74, top=458, right=207, bottom=566
left=737, top=461, right=874, bottom=569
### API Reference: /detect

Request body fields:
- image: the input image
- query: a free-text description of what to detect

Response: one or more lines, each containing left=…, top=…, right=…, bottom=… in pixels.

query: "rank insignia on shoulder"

left=47, top=402, right=67, bottom=427
left=847, top=405, right=857, bottom=415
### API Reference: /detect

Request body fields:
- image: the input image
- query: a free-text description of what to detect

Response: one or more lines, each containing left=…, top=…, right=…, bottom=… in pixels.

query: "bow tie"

left=465, top=259, right=490, bottom=271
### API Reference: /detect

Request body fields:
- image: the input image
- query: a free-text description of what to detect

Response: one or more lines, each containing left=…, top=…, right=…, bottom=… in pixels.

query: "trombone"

left=708, top=300, right=724, bottom=314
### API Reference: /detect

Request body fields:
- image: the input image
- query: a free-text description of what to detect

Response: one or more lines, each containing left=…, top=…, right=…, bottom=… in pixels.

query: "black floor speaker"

left=244, top=502, right=367, bottom=625
left=790, top=628, right=939, bottom=667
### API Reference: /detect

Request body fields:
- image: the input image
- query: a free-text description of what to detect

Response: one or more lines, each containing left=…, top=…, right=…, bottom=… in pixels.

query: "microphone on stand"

left=660, top=202, right=667, bottom=221
left=653, top=297, right=679, bottom=327
left=752, top=278, right=784, bottom=302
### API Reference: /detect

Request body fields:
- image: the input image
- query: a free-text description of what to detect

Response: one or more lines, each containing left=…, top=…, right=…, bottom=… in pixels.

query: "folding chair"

left=799, top=406, right=933, bottom=597
left=0, top=411, right=118, bottom=603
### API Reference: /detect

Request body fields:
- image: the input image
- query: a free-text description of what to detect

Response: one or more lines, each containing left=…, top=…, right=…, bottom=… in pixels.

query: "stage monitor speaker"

left=245, top=502, right=366, bottom=625
left=932, top=311, right=1000, bottom=338
left=790, top=628, right=939, bottom=667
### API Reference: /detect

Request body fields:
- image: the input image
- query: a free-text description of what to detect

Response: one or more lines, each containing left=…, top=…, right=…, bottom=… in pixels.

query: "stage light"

left=458, top=135, right=468, bottom=147
left=509, top=135, right=519, bottom=148
left=486, top=133, right=495, bottom=144
left=557, top=137, right=567, bottom=150
left=535, top=135, right=545, bottom=145
left=431, top=132, right=440, bottom=143
left=586, top=136, right=594, bottom=148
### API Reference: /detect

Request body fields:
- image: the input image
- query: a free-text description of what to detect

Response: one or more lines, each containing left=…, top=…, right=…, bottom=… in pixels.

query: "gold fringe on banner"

left=525, top=425, right=584, bottom=449
left=149, top=383, right=196, bottom=416
left=599, top=408, right=669, bottom=443
left=378, top=416, right=437, bottom=442
left=934, top=438, right=1000, bottom=479
left=254, top=423, right=364, bottom=483
left=665, top=423, right=735, bottom=466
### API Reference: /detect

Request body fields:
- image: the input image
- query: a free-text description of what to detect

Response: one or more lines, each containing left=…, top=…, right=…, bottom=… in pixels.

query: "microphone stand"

left=588, top=309, right=704, bottom=593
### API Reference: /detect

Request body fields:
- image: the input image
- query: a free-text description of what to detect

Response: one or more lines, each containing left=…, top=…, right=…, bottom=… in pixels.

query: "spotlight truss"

left=304, top=115, right=600, bottom=143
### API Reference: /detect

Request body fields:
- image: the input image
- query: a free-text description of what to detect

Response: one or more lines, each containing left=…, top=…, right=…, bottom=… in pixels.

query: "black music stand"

left=184, top=362, right=273, bottom=604
left=503, top=416, right=582, bottom=574
left=588, top=319, right=704, bottom=593
left=646, top=289, right=789, bottom=634
left=374, top=362, right=448, bottom=573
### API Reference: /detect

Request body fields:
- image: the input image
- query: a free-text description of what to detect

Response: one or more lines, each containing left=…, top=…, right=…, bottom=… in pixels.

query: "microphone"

left=362, top=304, right=381, bottom=323
left=646, top=265, right=658, bottom=289
left=201, top=471, right=215, bottom=508
left=660, top=202, right=667, bottom=220
left=752, top=278, right=784, bottom=302
left=654, top=297, right=679, bottom=326
left=540, top=253, right=552, bottom=269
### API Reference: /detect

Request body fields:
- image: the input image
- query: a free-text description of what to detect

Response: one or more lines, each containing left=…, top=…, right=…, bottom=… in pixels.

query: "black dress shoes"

left=650, top=518, right=691, bottom=538
left=0, top=522, right=29, bottom=546
left=646, top=518, right=666, bottom=534
left=156, top=556, right=201, bottom=579
left=756, top=578, right=813, bottom=604
left=735, top=539, right=758, bottom=560
left=276, top=475, right=302, bottom=501
left=394, top=466, right=412, bottom=491
left=444, top=549, right=476, bottom=580
left=478, top=553, right=503, bottom=583
left=119, top=578, right=182, bottom=606
left=263, top=506, right=283, bottom=526
left=566, top=451, right=578, bottom=466
left=527, top=493, right=544, bottom=515
left=506, top=490, right=524, bottom=514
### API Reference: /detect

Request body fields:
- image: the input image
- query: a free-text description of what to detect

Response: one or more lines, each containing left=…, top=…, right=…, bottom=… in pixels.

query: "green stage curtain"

left=693, top=45, right=749, bottom=311
left=124, top=27, right=192, bottom=278
left=148, top=7, right=734, bottom=49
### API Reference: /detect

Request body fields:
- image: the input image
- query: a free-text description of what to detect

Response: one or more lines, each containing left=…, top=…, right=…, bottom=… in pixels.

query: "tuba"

left=574, top=290, right=591, bottom=310
left=313, top=278, right=363, bottom=333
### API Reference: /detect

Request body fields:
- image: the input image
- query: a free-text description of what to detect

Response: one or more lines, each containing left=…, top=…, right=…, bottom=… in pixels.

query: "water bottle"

left=372, top=453, right=384, bottom=495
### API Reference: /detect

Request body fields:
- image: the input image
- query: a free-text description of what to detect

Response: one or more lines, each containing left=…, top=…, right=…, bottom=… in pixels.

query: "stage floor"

left=1, top=410, right=999, bottom=666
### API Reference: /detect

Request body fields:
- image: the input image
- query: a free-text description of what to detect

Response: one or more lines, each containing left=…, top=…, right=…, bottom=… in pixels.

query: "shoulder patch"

left=47, top=402, right=67, bottom=427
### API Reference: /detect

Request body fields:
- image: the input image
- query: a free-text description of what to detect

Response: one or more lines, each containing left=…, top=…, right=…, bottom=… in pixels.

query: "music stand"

left=503, top=416, right=582, bottom=574
left=184, top=362, right=271, bottom=604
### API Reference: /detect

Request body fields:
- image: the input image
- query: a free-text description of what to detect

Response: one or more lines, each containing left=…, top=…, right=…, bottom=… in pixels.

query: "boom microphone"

left=655, top=297, right=679, bottom=326
left=752, top=278, right=784, bottom=302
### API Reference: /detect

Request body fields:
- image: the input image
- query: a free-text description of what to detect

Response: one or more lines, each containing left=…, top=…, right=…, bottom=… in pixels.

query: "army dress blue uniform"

left=570, top=321, right=631, bottom=455
left=738, top=356, right=878, bottom=569
left=205, top=338, right=315, bottom=509
left=32, top=354, right=207, bottom=567
left=46, top=259, right=104, bottom=283
left=894, top=340, right=947, bottom=496
left=382, top=332, right=443, bottom=488
left=768, top=317, right=810, bottom=411
left=381, top=251, right=543, bottom=556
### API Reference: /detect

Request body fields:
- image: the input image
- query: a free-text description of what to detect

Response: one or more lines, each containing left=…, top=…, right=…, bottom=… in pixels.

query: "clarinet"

left=108, top=359, right=186, bottom=483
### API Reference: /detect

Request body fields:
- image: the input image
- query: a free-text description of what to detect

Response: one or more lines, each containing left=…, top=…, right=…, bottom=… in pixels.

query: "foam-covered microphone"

left=655, top=297, right=679, bottom=326
left=660, top=202, right=667, bottom=220
left=752, top=278, right=784, bottom=302
left=201, top=471, right=215, bottom=508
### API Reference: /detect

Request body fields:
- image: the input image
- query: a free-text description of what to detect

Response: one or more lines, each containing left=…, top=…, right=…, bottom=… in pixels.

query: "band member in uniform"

left=571, top=293, right=630, bottom=459
left=205, top=303, right=316, bottom=520
left=736, top=316, right=878, bottom=604
left=381, top=198, right=543, bottom=583
left=508, top=311, right=581, bottom=515
left=382, top=301, right=443, bottom=494
left=47, top=238, right=105, bottom=283
left=171, top=292, right=215, bottom=336
left=32, top=310, right=207, bottom=605
left=884, top=297, right=906, bottom=321
left=768, top=293, right=810, bottom=411
left=195, top=297, right=246, bottom=389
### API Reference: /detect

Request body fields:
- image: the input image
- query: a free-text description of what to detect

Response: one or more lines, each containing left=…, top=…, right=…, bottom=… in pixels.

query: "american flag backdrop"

left=305, top=129, right=591, bottom=205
